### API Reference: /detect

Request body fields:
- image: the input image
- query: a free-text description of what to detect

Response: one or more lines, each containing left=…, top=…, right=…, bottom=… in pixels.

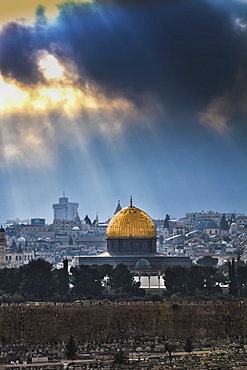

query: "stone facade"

left=107, top=237, right=157, bottom=254
left=0, top=301, right=246, bottom=344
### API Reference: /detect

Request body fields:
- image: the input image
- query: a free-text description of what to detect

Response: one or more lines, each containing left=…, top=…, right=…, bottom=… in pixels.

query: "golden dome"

left=106, top=206, right=156, bottom=239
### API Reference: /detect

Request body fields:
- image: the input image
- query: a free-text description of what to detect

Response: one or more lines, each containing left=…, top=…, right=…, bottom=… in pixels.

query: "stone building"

left=196, top=220, right=221, bottom=235
left=6, top=251, right=35, bottom=267
left=75, top=199, right=190, bottom=270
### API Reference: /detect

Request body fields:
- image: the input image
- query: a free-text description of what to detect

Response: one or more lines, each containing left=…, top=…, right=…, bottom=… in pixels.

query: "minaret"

left=93, top=213, right=99, bottom=229
left=0, top=227, right=6, bottom=268
left=74, top=212, right=81, bottom=226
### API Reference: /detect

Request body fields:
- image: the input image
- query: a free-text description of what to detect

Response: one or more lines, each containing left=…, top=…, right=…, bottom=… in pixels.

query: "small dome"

left=106, top=205, right=156, bottom=239
left=18, top=236, right=26, bottom=243
left=72, top=226, right=80, bottom=231
left=135, top=258, right=151, bottom=269
left=205, top=220, right=219, bottom=229
left=196, top=220, right=219, bottom=231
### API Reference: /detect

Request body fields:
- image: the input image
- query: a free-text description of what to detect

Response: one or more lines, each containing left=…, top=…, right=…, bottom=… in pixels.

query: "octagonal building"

left=106, top=201, right=157, bottom=254
left=75, top=199, right=190, bottom=270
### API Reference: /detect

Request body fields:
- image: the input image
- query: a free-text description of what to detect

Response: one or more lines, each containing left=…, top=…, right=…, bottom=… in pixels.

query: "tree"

left=65, top=335, right=78, bottom=360
left=111, top=263, right=141, bottom=295
left=165, top=342, right=176, bottom=362
left=113, top=349, right=128, bottom=364
left=229, top=258, right=238, bottom=296
left=220, top=214, right=229, bottom=230
left=19, top=259, right=55, bottom=300
left=53, top=258, right=69, bottom=297
left=99, top=264, right=113, bottom=280
left=71, top=264, right=101, bottom=298
left=236, top=264, right=247, bottom=291
left=184, top=337, right=193, bottom=353
left=151, top=293, right=163, bottom=302
left=185, top=266, right=205, bottom=294
left=84, top=215, right=91, bottom=226
left=164, top=214, right=170, bottom=229
left=0, top=268, right=21, bottom=295
left=164, top=265, right=226, bottom=296
left=164, top=266, right=186, bottom=294
left=69, top=236, right=73, bottom=246
left=196, top=255, right=218, bottom=267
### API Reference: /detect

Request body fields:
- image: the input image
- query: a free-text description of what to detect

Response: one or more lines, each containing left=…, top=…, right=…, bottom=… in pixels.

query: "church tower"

left=114, top=200, right=122, bottom=215
left=0, top=227, right=6, bottom=268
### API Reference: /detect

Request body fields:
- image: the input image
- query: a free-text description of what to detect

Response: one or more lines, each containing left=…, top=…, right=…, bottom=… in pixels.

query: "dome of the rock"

left=106, top=205, right=156, bottom=239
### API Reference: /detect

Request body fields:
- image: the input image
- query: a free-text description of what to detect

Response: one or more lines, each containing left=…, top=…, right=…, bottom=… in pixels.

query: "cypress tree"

left=184, top=337, right=193, bottom=353
left=65, top=335, right=78, bottom=360
left=229, top=258, right=238, bottom=296
left=164, top=214, right=170, bottom=229
left=220, top=214, right=229, bottom=230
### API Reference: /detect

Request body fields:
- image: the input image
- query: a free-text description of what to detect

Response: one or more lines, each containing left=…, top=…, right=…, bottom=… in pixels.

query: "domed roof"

left=18, top=236, right=26, bottom=243
left=196, top=220, right=219, bottom=231
left=135, top=258, right=151, bottom=269
left=106, top=205, right=156, bottom=239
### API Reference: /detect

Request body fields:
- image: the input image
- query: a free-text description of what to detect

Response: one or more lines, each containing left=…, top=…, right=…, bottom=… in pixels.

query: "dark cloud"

left=0, top=22, right=42, bottom=84
left=52, top=0, right=241, bottom=112
left=0, top=0, right=246, bottom=114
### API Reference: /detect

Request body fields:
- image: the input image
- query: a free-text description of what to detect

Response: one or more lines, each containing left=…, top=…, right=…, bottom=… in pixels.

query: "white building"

left=52, top=193, right=79, bottom=221
left=6, top=251, right=35, bottom=267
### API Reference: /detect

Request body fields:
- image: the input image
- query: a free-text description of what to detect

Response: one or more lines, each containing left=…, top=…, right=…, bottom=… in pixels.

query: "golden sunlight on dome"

left=106, top=205, right=156, bottom=239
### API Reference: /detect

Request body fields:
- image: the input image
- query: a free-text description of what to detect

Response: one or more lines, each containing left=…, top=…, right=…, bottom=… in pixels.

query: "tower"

left=114, top=200, right=122, bottom=215
left=0, top=227, right=6, bottom=268
left=52, top=193, right=79, bottom=221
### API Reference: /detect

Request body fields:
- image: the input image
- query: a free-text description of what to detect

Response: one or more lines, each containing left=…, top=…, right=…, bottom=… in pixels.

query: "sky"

left=0, top=0, right=246, bottom=224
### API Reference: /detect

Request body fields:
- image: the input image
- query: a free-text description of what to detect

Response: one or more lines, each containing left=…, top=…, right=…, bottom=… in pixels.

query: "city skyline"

left=0, top=0, right=246, bottom=223
left=3, top=194, right=245, bottom=225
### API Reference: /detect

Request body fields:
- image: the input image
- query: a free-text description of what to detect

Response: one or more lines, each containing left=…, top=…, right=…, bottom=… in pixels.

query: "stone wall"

left=0, top=301, right=246, bottom=344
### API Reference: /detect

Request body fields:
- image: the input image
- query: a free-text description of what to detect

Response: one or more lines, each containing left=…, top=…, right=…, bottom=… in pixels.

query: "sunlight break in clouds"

left=0, top=50, right=138, bottom=117
left=0, top=76, right=28, bottom=111
left=38, top=52, right=64, bottom=80
left=0, top=51, right=150, bottom=167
